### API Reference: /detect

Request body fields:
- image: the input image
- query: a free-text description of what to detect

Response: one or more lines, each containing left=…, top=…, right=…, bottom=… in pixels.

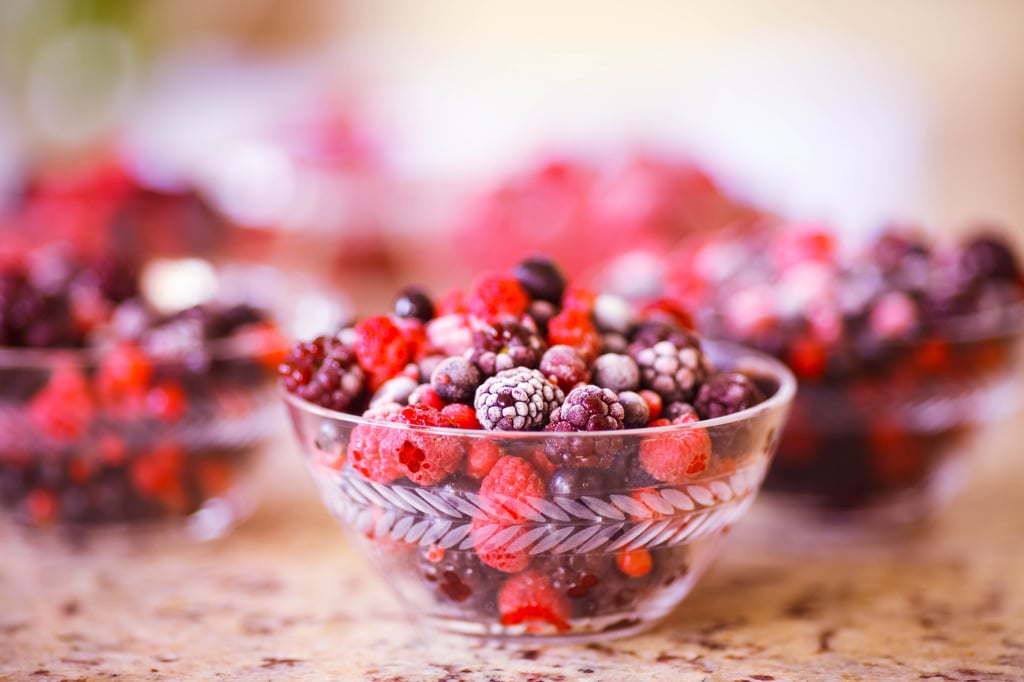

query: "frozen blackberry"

left=617, top=391, right=650, bottom=428
left=474, top=367, right=564, bottom=431
left=0, top=269, right=77, bottom=347
left=958, top=233, right=1022, bottom=285
left=394, top=286, right=435, bottom=322
left=591, top=353, right=640, bottom=392
left=628, top=321, right=707, bottom=403
left=430, top=356, right=481, bottom=404
left=469, top=318, right=547, bottom=377
left=663, top=401, right=698, bottom=421
left=547, top=384, right=625, bottom=432
left=513, top=256, right=566, bottom=304
left=539, top=344, right=589, bottom=392
left=694, top=372, right=766, bottom=420
left=279, top=336, right=367, bottom=412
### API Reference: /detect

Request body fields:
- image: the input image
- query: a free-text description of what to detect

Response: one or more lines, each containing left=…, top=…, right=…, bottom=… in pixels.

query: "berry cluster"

left=0, top=251, right=286, bottom=530
left=658, top=223, right=1024, bottom=509
left=280, top=257, right=774, bottom=633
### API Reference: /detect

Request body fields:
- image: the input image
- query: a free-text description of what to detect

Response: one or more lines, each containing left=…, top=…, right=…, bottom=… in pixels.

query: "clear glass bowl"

left=732, top=302, right=1024, bottom=534
left=0, top=331, right=285, bottom=542
left=284, top=341, right=795, bottom=642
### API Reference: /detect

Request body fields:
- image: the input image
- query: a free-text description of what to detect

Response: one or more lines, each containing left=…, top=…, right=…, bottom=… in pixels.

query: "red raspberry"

left=393, top=316, right=429, bottom=360
left=130, top=442, right=186, bottom=511
left=441, top=403, right=481, bottom=429
left=145, top=382, right=187, bottom=423
left=478, top=456, right=545, bottom=521
left=426, top=314, right=473, bottom=357
left=95, top=341, right=153, bottom=407
left=435, top=287, right=468, bottom=316
left=466, top=273, right=529, bottom=321
left=409, top=384, right=446, bottom=410
left=547, top=308, right=601, bottom=362
left=29, top=365, right=95, bottom=441
left=561, top=285, right=597, bottom=314
left=473, top=517, right=532, bottom=573
left=639, top=414, right=711, bottom=483
left=354, top=316, right=414, bottom=390
left=465, top=439, right=502, bottom=478
left=24, top=489, right=59, bottom=525
left=497, top=569, right=571, bottom=632
left=348, top=404, right=463, bottom=486
left=639, top=298, right=695, bottom=331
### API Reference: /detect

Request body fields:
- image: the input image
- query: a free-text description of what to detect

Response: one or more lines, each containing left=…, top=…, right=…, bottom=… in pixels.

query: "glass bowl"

left=284, top=341, right=795, bottom=642
left=0, top=329, right=285, bottom=542
left=749, top=302, right=1024, bottom=534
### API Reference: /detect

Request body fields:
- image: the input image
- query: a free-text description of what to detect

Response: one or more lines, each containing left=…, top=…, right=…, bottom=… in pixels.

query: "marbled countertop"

left=1, top=423, right=1022, bottom=682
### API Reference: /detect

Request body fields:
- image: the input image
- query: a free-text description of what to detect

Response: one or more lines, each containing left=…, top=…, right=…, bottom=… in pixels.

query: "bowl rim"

left=281, top=338, right=797, bottom=439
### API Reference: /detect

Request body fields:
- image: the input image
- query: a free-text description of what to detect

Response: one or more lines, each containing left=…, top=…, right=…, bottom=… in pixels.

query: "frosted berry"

left=353, top=316, right=414, bottom=390
left=394, top=286, right=435, bottom=322
left=474, top=367, right=564, bottom=431
left=628, top=321, right=707, bottom=403
left=466, top=273, right=530, bottom=321
left=547, top=384, right=624, bottom=432
left=348, top=404, right=463, bottom=485
left=279, top=336, right=367, bottom=412
left=617, top=391, right=650, bottom=428
left=470, top=318, right=547, bottom=376
left=548, top=308, right=601, bottom=362
left=479, top=455, right=546, bottom=520
left=639, top=414, right=711, bottom=483
left=694, top=372, right=766, bottom=420
left=663, top=401, right=698, bottom=421
left=431, top=356, right=481, bottom=404
left=539, top=344, right=589, bottom=392
left=498, top=569, right=571, bottom=632
left=513, top=256, right=566, bottom=304
left=959, top=233, right=1022, bottom=284
left=590, top=353, right=640, bottom=392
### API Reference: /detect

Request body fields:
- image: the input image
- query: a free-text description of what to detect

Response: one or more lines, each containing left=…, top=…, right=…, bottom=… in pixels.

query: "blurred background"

left=1, top=0, right=1023, bottom=316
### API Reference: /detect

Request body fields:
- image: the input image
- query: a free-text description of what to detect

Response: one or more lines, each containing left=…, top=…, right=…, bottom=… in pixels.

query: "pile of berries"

left=0, top=250, right=285, bottom=529
left=657, top=223, right=1024, bottom=509
left=280, top=256, right=774, bottom=633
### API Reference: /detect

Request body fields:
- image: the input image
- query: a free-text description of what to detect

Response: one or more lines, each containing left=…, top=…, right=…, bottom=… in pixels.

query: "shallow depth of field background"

left=1, top=0, right=1023, bottom=302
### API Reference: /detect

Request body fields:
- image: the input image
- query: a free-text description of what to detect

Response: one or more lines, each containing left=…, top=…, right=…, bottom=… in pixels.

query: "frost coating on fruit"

left=474, top=367, right=564, bottom=431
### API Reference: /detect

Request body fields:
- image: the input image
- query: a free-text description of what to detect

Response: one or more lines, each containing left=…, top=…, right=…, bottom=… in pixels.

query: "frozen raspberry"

left=591, top=353, right=640, bottom=392
left=639, top=414, right=711, bottom=483
left=628, top=321, right=707, bottom=403
left=440, top=402, right=482, bottom=429
left=29, top=364, right=95, bottom=441
left=479, top=455, right=546, bottom=520
left=470, top=318, right=547, bottom=376
left=547, top=308, right=601, bottom=362
left=474, top=367, right=564, bottom=431
left=694, top=372, right=766, bottom=420
left=465, top=439, right=502, bottom=478
left=426, top=314, right=473, bottom=357
left=513, top=256, right=566, bottom=304
left=539, top=344, right=589, bottom=392
left=473, top=518, right=533, bottom=574
left=435, top=288, right=467, bottom=316
left=393, top=286, right=435, bottom=322
left=617, top=391, right=650, bottom=428
left=353, top=316, right=414, bottom=390
left=547, top=384, right=624, bottom=432
left=562, top=285, right=597, bottom=314
left=466, top=272, right=529, bottom=321
left=279, top=336, right=367, bottom=412
left=498, top=569, right=571, bottom=632
left=348, top=404, right=463, bottom=485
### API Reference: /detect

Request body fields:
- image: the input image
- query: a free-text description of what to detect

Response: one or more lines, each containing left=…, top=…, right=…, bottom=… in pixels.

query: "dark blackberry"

left=663, top=401, right=698, bottom=421
left=694, top=372, right=766, bottom=420
left=539, top=344, right=589, bottom=392
left=394, top=286, right=435, bottom=322
left=474, top=367, right=563, bottom=431
left=958, top=233, right=1022, bottom=285
left=0, top=269, right=77, bottom=347
left=591, top=353, right=640, bottom=392
left=547, top=384, right=625, bottom=432
left=202, top=304, right=267, bottom=338
left=513, top=256, right=566, bottom=304
left=617, top=391, right=650, bottom=429
left=430, top=356, right=481, bottom=404
left=279, top=336, right=367, bottom=412
left=627, top=321, right=707, bottom=403
left=470, top=318, right=547, bottom=377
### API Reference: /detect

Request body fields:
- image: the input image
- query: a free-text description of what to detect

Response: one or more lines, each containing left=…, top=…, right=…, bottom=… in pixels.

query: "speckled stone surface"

left=1, top=424, right=1022, bottom=682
